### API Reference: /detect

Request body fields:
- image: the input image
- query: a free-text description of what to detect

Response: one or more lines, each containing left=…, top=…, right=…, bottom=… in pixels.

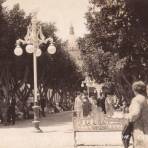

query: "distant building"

left=66, top=25, right=83, bottom=70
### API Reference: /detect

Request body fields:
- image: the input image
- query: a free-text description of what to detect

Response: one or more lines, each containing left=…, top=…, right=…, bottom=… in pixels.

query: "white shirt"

left=74, top=95, right=82, bottom=112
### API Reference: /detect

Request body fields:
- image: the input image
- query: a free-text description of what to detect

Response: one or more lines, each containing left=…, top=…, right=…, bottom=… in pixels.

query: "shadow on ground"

left=0, top=111, right=73, bottom=129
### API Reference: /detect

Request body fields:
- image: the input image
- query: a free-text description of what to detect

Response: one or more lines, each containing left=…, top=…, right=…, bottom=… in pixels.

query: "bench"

left=73, top=111, right=128, bottom=148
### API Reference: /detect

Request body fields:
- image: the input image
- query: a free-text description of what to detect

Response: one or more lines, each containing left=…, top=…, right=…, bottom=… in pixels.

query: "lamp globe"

left=26, top=44, right=34, bottom=53
left=36, top=48, right=42, bottom=57
left=14, top=45, right=23, bottom=56
left=47, top=44, right=56, bottom=54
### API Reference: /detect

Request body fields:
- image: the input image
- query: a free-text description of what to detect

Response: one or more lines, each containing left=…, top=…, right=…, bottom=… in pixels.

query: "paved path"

left=0, top=111, right=73, bottom=148
left=0, top=111, right=129, bottom=148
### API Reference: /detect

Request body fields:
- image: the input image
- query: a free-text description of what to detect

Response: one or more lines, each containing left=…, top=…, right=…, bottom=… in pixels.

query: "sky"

left=4, top=0, right=89, bottom=40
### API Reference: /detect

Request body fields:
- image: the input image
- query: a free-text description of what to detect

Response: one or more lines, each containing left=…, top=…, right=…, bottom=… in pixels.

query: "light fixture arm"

left=44, top=37, right=54, bottom=44
left=15, top=13, right=55, bottom=50
left=16, top=39, right=27, bottom=46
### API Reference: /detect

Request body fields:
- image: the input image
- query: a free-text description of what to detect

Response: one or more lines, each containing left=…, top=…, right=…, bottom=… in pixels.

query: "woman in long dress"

left=105, top=94, right=114, bottom=117
left=90, top=96, right=98, bottom=124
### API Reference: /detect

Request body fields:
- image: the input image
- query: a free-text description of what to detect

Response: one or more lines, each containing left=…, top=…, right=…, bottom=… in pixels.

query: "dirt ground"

left=0, top=111, right=129, bottom=148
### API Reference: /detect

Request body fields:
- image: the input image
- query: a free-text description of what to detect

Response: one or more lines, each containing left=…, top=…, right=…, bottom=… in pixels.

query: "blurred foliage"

left=0, top=1, right=83, bottom=101
left=78, top=0, right=148, bottom=101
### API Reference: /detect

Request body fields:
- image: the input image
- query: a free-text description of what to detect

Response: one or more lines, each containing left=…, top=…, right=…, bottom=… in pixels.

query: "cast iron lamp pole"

left=14, top=13, right=56, bottom=132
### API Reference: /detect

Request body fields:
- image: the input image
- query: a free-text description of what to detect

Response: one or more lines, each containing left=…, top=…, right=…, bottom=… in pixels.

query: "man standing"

left=1, top=97, right=8, bottom=125
left=97, top=92, right=106, bottom=114
left=40, top=98, right=46, bottom=117
left=7, top=96, right=16, bottom=125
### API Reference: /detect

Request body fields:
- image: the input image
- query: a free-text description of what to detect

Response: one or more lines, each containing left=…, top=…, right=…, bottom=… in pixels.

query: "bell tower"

left=68, top=25, right=77, bottom=50
left=67, top=25, right=83, bottom=69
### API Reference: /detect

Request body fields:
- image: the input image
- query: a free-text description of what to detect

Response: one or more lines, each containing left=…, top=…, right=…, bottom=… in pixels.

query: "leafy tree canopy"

left=0, top=1, right=83, bottom=102
left=79, top=0, right=148, bottom=101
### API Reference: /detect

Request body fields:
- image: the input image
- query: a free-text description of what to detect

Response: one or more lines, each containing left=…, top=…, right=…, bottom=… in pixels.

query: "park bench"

left=72, top=111, right=129, bottom=148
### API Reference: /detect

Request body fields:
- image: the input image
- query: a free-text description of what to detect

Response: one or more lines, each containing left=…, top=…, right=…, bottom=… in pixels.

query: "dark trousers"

left=2, top=110, right=8, bottom=125
left=7, top=108, right=15, bottom=125
left=122, top=135, right=131, bottom=148
left=122, top=122, right=133, bottom=148
left=0, top=112, right=3, bottom=123
left=41, top=107, right=45, bottom=117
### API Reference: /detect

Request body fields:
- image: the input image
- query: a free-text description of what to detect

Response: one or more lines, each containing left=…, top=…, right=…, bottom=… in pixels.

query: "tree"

left=79, top=0, right=148, bottom=102
left=0, top=2, right=83, bottom=110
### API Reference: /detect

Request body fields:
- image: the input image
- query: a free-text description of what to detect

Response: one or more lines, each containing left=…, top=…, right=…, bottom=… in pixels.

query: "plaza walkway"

left=0, top=111, right=129, bottom=148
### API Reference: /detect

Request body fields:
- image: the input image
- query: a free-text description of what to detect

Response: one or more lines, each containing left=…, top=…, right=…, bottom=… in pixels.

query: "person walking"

left=0, top=91, right=3, bottom=123
left=1, top=97, right=8, bottom=125
left=0, top=98, right=3, bottom=123
left=105, top=94, right=114, bottom=117
left=7, top=96, right=16, bottom=125
left=82, top=96, right=92, bottom=125
left=89, top=96, right=98, bottom=124
left=97, top=92, right=106, bottom=114
left=124, top=81, right=148, bottom=148
left=40, top=98, right=46, bottom=117
left=74, top=91, right=83, bottom=118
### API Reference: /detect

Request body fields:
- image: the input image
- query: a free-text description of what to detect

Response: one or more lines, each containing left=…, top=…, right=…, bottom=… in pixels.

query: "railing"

left=72, top=110, right=127, bottom=147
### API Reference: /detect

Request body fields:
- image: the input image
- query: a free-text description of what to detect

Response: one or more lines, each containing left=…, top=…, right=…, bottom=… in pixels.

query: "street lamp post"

left=14, top=13, right=56, bottom=132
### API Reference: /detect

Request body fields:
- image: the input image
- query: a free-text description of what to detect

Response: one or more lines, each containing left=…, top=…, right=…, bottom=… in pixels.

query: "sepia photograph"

left=0, top=0, right=148, bottom=148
